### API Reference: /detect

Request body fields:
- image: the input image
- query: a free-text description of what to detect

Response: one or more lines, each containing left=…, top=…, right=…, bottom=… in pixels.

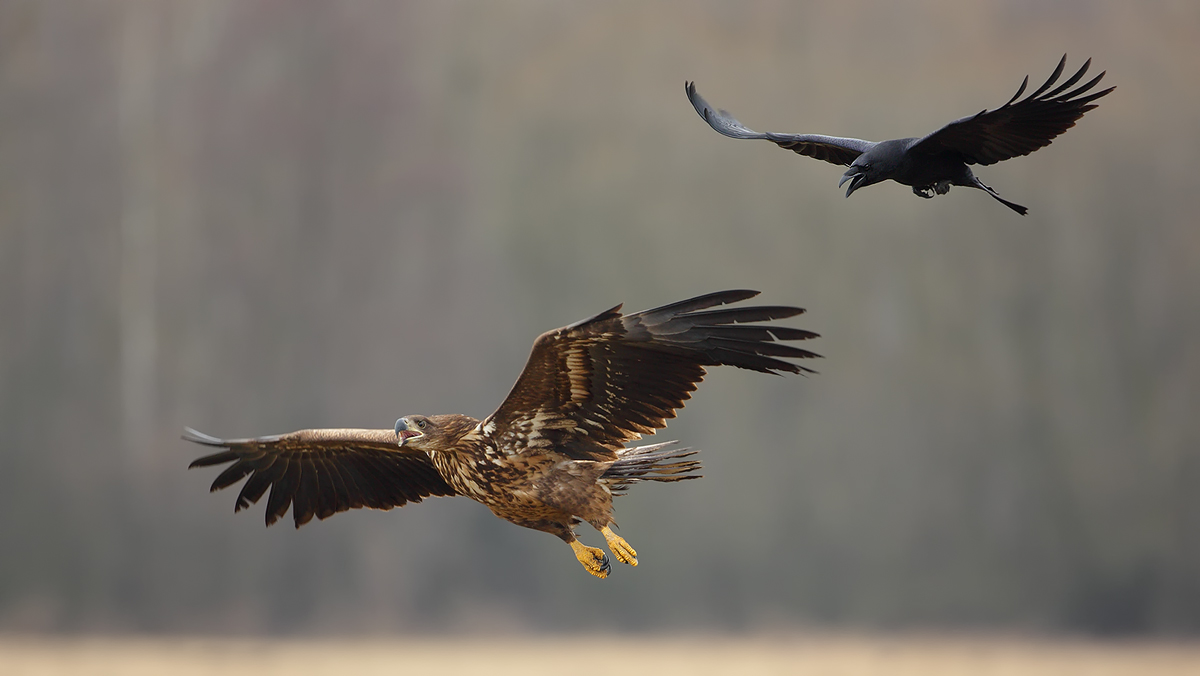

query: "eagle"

left=687, top=55, right=1114, bottom=214
left=187, top=290, right=819, bottom=578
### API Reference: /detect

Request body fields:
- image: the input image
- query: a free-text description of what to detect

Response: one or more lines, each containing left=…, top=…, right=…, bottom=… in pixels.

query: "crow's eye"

left=417, top=419, right=427, bottom=430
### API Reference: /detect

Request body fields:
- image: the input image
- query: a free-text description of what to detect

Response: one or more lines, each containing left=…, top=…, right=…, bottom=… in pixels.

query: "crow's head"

left=838, top=141, right=905, bottom=197
left=838, top=161, right=874, bottom=197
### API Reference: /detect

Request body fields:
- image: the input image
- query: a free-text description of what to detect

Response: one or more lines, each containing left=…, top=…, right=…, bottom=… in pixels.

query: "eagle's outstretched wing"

left=686, top=81, right=875, bottom=166
left=911, top=55, right=1114, bottom=166
left=481, top=290, right=820, bottom=462
left=185, top=427, right=455, bottom=528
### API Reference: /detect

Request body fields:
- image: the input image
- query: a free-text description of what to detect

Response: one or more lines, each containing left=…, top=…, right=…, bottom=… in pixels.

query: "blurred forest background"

left=1, top=0, right=1198, bottom=637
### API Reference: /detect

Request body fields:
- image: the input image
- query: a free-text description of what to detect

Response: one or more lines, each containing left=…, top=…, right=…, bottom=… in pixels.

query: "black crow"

left=687, top=56, right=1113, bottom=215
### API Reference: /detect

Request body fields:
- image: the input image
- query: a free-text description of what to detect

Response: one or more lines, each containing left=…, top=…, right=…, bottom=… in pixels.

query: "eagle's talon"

left=601, top=525, right=638, bottom=566
left=570, top=540, right=610, bottom=579
left=611, top=541, right=638, bottom=566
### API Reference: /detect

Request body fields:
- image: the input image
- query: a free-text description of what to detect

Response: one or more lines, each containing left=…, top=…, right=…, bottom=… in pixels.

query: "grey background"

left=2, top=0, right=1198, bottom=635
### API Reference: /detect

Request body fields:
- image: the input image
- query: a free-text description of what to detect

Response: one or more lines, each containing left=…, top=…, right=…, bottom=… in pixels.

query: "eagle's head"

left=394, top=414, right=474, bottom=451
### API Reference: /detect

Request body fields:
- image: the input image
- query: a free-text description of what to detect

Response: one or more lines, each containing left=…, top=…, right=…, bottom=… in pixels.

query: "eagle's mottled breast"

left=428, top=431, right=545, bottom=504
left=427, top=428, right=610, bottom=524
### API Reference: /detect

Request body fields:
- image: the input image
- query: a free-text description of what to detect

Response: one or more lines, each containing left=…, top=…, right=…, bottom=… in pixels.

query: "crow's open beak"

left=839, top=166, right=867, bottom=197
left=394, top=418, right=422, bottom=446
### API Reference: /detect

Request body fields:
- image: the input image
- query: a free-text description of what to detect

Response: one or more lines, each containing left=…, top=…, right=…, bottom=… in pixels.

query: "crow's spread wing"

left=911, top=55, right=1114, bottom=165
left=687, top=82, right=875, bottom=166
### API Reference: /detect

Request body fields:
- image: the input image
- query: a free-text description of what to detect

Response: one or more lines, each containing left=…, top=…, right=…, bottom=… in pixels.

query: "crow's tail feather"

left=972, top=177, right=1029, bottom=215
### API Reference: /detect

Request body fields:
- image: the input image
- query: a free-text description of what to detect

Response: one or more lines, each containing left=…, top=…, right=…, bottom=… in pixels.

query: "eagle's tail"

left=602, top=441, right=701, bottom=494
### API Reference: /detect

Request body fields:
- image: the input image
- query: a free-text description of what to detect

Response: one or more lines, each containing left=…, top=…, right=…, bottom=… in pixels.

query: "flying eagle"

left=687, top=55, right=1114, bottom=214
left=187, top=290, right=819, bottom=578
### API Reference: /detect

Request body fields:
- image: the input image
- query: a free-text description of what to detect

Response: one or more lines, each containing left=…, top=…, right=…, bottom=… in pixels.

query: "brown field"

left=2, top=634, right=1200, bottom=676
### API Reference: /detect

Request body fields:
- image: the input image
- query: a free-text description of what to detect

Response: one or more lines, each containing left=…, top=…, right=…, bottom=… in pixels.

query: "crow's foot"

left=914, top=186, right=935, bottom=199
left=934, top=180, right=952, bottom=195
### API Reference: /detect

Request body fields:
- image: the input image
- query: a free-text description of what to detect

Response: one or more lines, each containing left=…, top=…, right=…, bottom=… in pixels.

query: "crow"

left=687, top=56, right=1113, bottom=215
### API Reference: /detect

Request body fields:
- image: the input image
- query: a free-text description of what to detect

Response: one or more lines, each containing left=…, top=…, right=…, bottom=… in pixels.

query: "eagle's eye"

left=416, top=419, right=427, bottom=430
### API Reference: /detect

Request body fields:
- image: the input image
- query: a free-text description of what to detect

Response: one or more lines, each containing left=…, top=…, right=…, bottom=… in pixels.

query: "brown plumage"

left=187, top=290, right=819, bottom=578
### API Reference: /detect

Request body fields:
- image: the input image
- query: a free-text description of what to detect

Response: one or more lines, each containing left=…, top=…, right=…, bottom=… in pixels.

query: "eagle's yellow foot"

left=570, top=540, right=611, bottom=579
left=601, top=526, right=638, bottom=566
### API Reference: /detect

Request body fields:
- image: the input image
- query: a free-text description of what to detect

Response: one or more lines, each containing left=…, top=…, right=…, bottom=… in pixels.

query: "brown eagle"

left=187, top=290, right=819, bottom=578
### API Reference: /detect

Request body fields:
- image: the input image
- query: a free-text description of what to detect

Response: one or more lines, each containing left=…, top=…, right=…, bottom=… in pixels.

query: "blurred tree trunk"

left=118, top=0, right=159, bottom=473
